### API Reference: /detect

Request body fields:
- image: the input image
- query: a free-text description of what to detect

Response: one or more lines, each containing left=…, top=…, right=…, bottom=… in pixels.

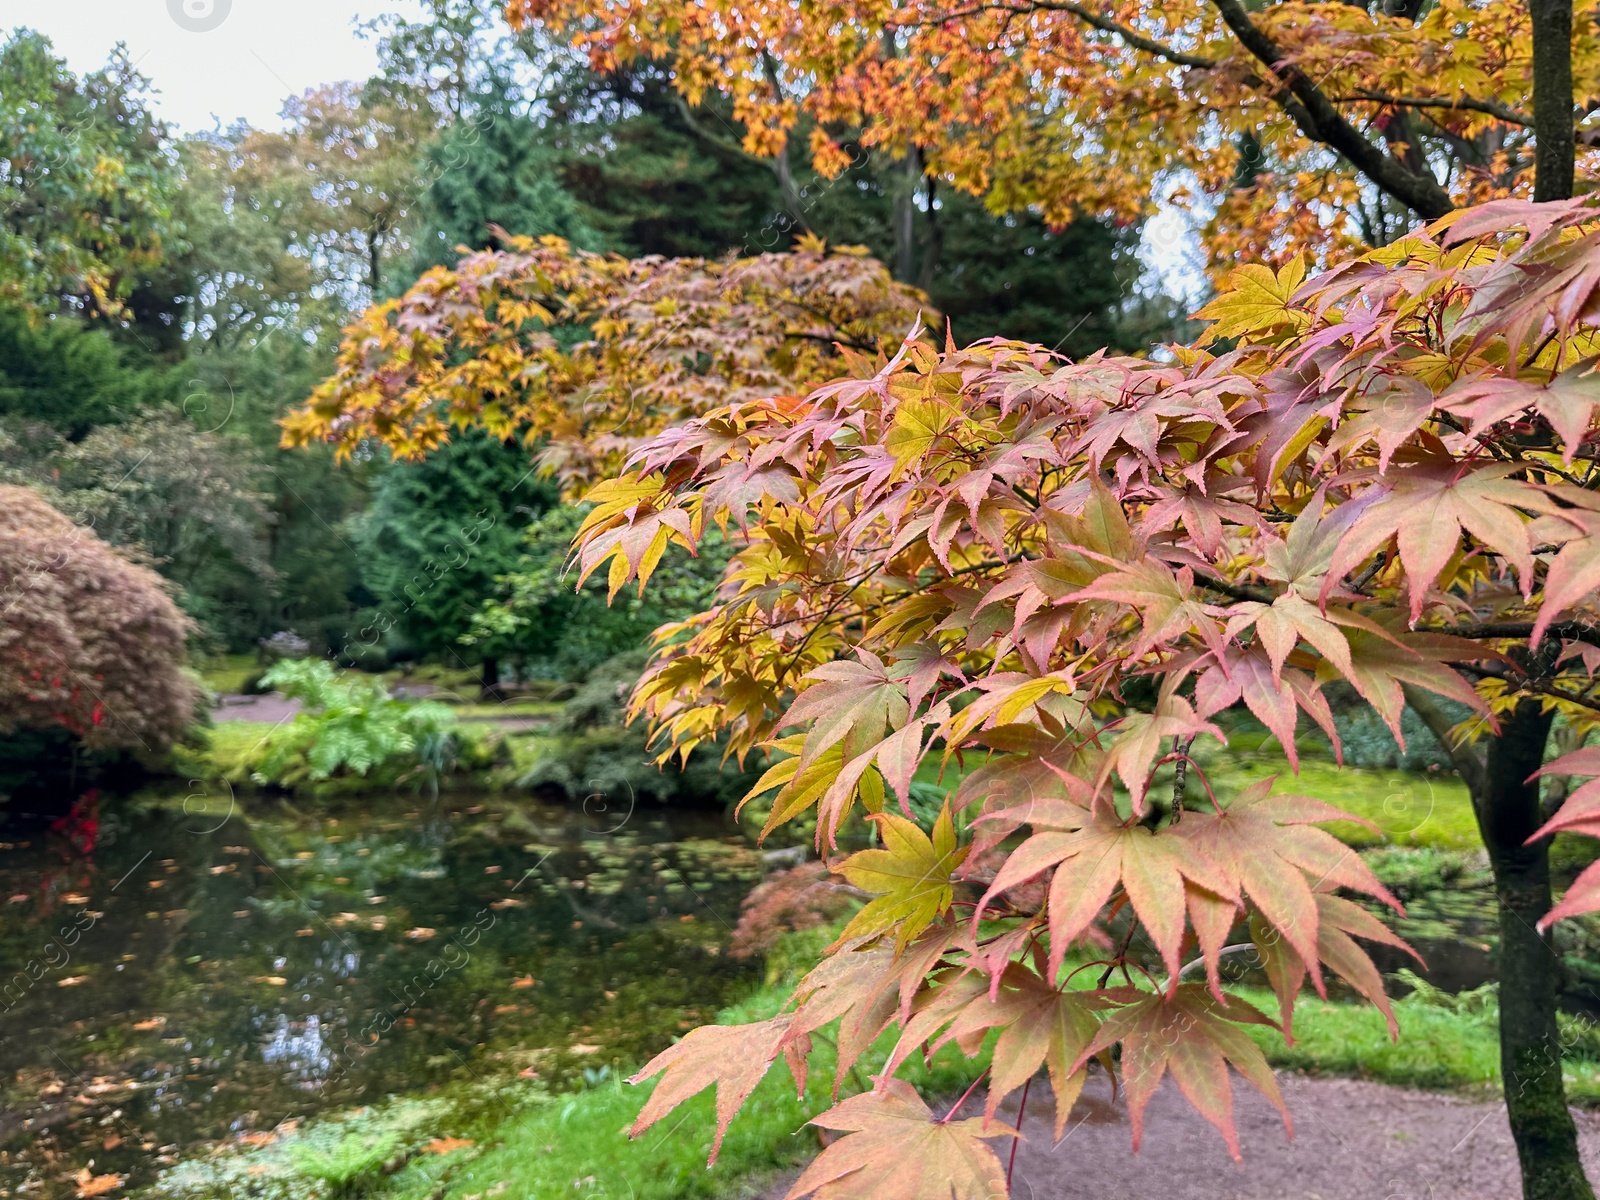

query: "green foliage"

left=542, top=62, right=792, bottom=259
left=0, top=306, right=179, bottom=437
left=1327, top=687, right=1474, bottom=772
left=405, top=80, right=603, bottom=279
left=356, top=430, right=555, bottom=668
left=802, top=152, right=1149, bottom=355
left=471, top=504, right=730, bottom=680
left=0, top=30, right=183, bottom=329
left=518, top=652, right=765, bottom=808
left=9, top=411, right=276, bottom=649
left=251, top=660, right=460, bottom=785
left=1361, top=847, right=1491, bottom=903
left=287, top=1130, right=403, bottom=1195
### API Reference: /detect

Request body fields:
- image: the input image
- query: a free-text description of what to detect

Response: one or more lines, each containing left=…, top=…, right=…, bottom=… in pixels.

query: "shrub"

left=729, top=861, right=858, bottom=959
left=251, top=659, right=464, bottom=787
left=518, top=652, right=765, bottom=808
left=0, top=484, right=199, bottom=752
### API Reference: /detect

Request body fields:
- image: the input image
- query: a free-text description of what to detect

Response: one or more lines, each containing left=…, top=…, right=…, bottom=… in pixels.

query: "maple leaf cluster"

left=568, top=198, right=1600, bottom=1192
left=509, top=0, right=1600, bottom=269
left=280, top=233, right=925, bottom=495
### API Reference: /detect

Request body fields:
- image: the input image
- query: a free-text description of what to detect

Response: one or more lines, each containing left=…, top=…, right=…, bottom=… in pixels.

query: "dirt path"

left=767, top=1071, right=1600, bottom=1199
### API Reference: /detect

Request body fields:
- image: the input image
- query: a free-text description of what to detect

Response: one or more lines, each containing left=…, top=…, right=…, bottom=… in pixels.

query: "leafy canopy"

left=581, top=199, right=1600, bottom=1191
left=282, top=235, right=926, bottom=492
left=511, top=0, right=1600, bottom=267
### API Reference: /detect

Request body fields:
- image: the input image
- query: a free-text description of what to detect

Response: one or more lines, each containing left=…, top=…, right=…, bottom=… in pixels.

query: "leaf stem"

left=941, top=1067, right=991, bottom=1123
left=1007, top=1077, right=1031, bottom=1187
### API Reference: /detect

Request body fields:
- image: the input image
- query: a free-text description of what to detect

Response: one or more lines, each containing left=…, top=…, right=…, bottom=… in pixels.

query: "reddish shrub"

left=0, top=485, right=198, bottom=751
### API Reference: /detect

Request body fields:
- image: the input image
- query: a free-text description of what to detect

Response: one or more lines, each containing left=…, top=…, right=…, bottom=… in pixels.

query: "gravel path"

left=766, top=1071, right=1600, bottom=1199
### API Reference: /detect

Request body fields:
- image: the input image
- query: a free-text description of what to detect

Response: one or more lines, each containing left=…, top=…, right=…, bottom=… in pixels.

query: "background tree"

left=0, top=306, right=179, bottom=439
left=355, top=430, right=555, bottom=692
left=0, top=31, right=183, bottom=332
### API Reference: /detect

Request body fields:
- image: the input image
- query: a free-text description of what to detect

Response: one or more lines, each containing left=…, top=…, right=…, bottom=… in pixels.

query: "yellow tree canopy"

left=282, top=235, right=928, bottom=492
left=510, top=0, right=1600, bottom=267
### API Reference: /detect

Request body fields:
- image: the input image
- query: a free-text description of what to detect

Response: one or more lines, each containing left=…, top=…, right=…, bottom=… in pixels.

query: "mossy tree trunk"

left=1408, top=687, right=1593, bottom=1200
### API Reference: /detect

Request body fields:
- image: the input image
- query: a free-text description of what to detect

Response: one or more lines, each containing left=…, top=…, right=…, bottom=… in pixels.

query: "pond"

left=0, top=787, right=766, bottom=1198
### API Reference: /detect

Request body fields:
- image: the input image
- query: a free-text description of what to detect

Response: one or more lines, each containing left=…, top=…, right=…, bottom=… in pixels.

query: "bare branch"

left=1335, top=90, right=1531, bottom=128
left=1209, top=0, right=1456, bottom=220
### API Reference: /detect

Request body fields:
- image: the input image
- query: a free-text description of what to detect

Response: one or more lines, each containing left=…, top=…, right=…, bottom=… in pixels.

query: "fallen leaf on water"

left=62, top=892, right=89, bottom=905
left=493, top=1005, right=520, bottom=1015
left=232, top=910, right=251, bottom=919
left=74, top=1169, right=125, bottom=1197
left=250, top=976, right=287, bottom=986
left=295, top=928, right=314, bottom=937
left=101, top=1134, right=122, bottom=1151
left=131, top=1018, right=166, bottom=1031
left=207, top=865, right=235, bottom=875
left=489, top=898, right=524, bottom=909
left=421, top=1137, right=475, bottom=1155
left=511, top=976, right=534, bottom=989
left=146, top=880, right=163, bottom=889
left=569, top=1044, right=601, bottom=1055
left=8, top=894, right=27, bottom=903
left=406, top=927, right=436, bottom=940
left=237, top=1132, right=276, bottom=1148
left=57, top=976, right=89, bottom=987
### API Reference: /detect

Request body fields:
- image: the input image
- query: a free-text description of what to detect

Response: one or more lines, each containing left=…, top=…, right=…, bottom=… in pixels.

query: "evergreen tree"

left=0, top=306, right=179, bottom=439
left=405, top=78, right=602, bottom=278
left=541, top=63, right=787, bottom=259
left=355, top=431, right=555, bottom=691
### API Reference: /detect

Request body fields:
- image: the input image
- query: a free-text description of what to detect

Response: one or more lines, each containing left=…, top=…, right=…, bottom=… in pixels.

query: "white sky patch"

left=0, top=0, right=424, bottom=133
left=1139, top=174, right=1212, bottom=309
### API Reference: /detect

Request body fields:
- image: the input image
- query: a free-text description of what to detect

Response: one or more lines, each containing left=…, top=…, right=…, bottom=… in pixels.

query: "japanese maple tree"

left=568, top=201, right=1600, bottom=1199
left=510, top=0, right=1595, bottom=268
left=0, top=486, right=198, bottom=753
left=282, top=233, right=925, bottom=493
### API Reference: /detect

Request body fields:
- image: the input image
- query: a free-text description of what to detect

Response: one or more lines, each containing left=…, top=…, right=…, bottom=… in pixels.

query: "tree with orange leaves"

left=509, top=0, right=1597, bottom=270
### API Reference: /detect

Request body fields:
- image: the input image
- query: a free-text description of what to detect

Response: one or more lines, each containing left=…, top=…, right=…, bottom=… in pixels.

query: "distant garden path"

left=766, top=1072, right=1600, bottom=1200
left=210, top=690, right=551, bottom=732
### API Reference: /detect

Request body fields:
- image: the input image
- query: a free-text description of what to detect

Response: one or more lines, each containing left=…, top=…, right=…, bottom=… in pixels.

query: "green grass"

left=1200, top=753, right=1480, bottom=850
left=1235, top=985, right=1600, bottom=1106
left=197, top=653, right=258, bottom=694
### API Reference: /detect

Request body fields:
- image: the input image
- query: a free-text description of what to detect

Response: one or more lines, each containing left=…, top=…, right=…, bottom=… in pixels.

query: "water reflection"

left=0, top=789, right=763, bottom=1198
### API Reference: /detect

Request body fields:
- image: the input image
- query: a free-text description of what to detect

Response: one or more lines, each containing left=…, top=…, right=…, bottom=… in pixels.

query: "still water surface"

left=0, top=788, right=764, bottom=1197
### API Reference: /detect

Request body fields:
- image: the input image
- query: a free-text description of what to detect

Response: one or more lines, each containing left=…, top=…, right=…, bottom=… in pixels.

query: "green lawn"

left=196, top=652, right=258, bottom=694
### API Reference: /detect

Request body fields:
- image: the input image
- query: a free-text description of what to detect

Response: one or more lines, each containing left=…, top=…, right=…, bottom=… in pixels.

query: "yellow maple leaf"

left=1195, top=258, right=1309, bottom=344
left=835, top=803, right=968, bottom=951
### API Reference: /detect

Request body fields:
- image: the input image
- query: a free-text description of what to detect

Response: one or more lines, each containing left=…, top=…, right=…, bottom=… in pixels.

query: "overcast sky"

left=0, top=1, right=423, bottom=133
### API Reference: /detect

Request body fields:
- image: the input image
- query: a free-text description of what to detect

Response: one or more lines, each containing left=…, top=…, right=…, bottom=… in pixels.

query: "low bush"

left=243, top=660, right=504, bottom=791
left=519, top=653, right=766, bottom=809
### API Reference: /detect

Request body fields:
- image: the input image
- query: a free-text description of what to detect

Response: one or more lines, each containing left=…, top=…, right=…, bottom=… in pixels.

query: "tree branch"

left=1334, top=90, right=1531, bottom=128
left=1209, top=0, right=1456, bottom=220
left=1401, top=683, right=1488, bottom=796
left=888, top=2, right=1217, bottom=69
left=1193, top=570, right=1274, bottom=604
left=1428, top=621, right=1600, bottom=651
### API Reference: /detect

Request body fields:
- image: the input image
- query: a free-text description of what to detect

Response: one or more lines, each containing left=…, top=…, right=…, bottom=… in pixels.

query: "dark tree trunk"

left=480, top=656, right=501, bottom=701
left=893, top=147, right=920, bottom=283
left=1531, top=0, right=1576, bottom=202
left=1407, top=687, right=1594, bottom=1200
left=1479, top=699, right=1593, bottom=1200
